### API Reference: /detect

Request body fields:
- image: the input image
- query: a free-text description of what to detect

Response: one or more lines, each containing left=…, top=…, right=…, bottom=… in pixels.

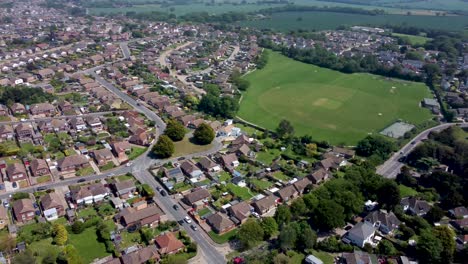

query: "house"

left=0, top=104, right=9, bottom=116
left=129, top=131, right=149, bottom=146
left=309, top=168, right=330, bottom=184
left=400, top=197, right=431, bottom=216
left=0, top=125, right=15, bottom=141
left=276, top=185, right=299, bottom=203
left=15, top=123, right=33, bottom=141
left=29, top=103, right=56, bottom=116
left=111, top=141, right=132, bottom=161
left=229, top=144, right=252, bottom=158
left=30, top=159, right=50, bottom=177
left=6, top=163, right=27, bottom=182
left=206, top=213, right=236, bottom=234
left=183, top=188, right=211, bottom=207
left=341, top=251, right=378, bottom=264
left=12, top=199, right=35, bottom=223
left=154, top=232, right=185, bottom=255
left=332, top=147, right=355, bottom=159
left=227, top=201, right=251, bottom=224
left=117, top=204, right=163, bottom=228
left=10, top=103, right=26, bottom=115
left=293, top=177, right=312, bottom=194
left=71, top=183, right=109, bottom=204
left=41, top=192, right=65, bottom=221
left=164, top=167, right=185, bottom=183
left=252, top=195, right=277, bottom=216
left=0, top=205, right=9, bottom=229
left=58, top=101, right=73, bottom=112
left=364, top=210, right=401, bottom=234
left=85, top=116, right=103, bottom=130
left=57, top=155, right=89, bottom=173
left=221, top=153, right=239, bottom=169
left=318, top=156, right=347, bottom=171
left=37, top=68, right=55, bottom=79
left=451, top=218, right=468, bottom=231
left=69, top=117, right=87, bottom=131
left=449, top=206, right=468, bottom=219
left=180, top=160, right=203, bottom=179
left=92, top=148, right=114, bottom=166
left=120, top=245, right=160, bottom=264
left=343, top=222, right=376, bottom=248
left=198, top=157, right=221, bottom=172
left=112, top=180, right=136, bottom=198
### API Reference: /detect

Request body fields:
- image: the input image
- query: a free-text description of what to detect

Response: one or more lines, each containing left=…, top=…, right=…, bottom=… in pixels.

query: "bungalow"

left=364, top=210, right=401, bottom=235
left=449, top=206, right=468, bottom=219
left=309, top=168, right=330, bottom=184
left=276, top=185, right=299, bottom=203
left=117, top=204, right=163, bottom=228
left=221, top=153, right=239, bottom=169
left=332, top=147, right=355, bottom=159
left=10, top=103, right=26, bottom=115
left=30, top=159, right=50, bottom=177
left=112, top=180, right=136, bottom=198
left=154, top=232, right=185, bottom=255
left=12, top=199, right=36, bottom=223
left=343, top=222, right=376, bottom=248
left=120, top=245, right=160, bottom=264
left=92, top=148, right=114, bottom=166
left=229, top=144, right=252, bottom=158
left=6, top=163, right=27, bottom=182
left=293, top=177, right=312, bottom=194
left=198, top=157, right=221, bottom=172
left=227, top=201, right=251, bottom=224
left=252, top=195, right=277, bottom=216
left=180, top=160, right=203, bottom=179
left=41, top=192, right=65, bottom=221
left=318, top=156, right=347, bottom=171
left=57, top=155, right=89, bottom=173
left=71, top=183, right=109, bottom=204
left=400, top=197, right=431, bottom=216
left=206, top=213, right=236, bottom=234
left=164, top=167, right=185, bottom=183
left=0, top=125, right=15, bottom=141
left=183, top=188, right=211, bottom=207
left=451, top=218, right=468, bottom=231
left=29, top=103, right=56, bottom=116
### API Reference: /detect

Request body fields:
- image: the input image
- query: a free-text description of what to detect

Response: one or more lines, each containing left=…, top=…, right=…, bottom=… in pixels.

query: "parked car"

left=160, top=190, right=167, bottom=196
left=191, top=224, right=198, bottom=231
left=184, top=216, right=192, bottom=224
left=173, top=204, right=179, bottom=210
left=77, top=178, right=86, bottom=183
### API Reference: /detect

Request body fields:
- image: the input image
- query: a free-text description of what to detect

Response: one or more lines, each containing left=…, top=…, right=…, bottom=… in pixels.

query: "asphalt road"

left=377, top=122, right=467, bottom=178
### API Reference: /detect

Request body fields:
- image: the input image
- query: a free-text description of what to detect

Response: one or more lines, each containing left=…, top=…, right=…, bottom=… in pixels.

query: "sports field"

left=392, top=33, right=432, bottom=45
left=238, top=52, right=433, bottom=145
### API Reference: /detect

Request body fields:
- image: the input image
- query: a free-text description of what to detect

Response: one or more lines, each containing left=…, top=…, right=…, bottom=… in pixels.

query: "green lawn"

left=128, top=147, right=147, bottom=160
left=28, top=238, right=61, bottom=263
left=239, top=52, right=432, bottom=145
left=250, top=179, right=273, bottom=190
left=226, top=183, right=255, bottom=201
left=256, top=149, right=281, bottom=164
left=77, top=207, right=98, bottom=219
left=392, top=33, right=432, bottom=45
left=218, top=171, right=232, bottom=182
left=310, top=250, right=335, bottom=264
left=117, top=174, right=135, bottom=182
left=271, top=171, right=290, bottom=181
left=208, top=229, right=238, bottom=244
left=173, top=135, right=214, bottom=157
left=68, top=227, right=110, bottom=263
left=399, top=184, right=419, bottom=197
left=76, top=166, right=95, bottom=176
left=197, top=207, right=212, bottom=218
left=100, top=162, right=115, bottom=171
left=120, top=230, right=143, bottom=248
left=36, top=175, right=51, bottom=184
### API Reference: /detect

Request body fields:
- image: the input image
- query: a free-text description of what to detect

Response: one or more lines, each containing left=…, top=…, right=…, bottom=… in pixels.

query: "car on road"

left=411, top=141, right=416, bottom=145
left=37, top=186, right=47, bottom=191
left=184, top=216, right=192, bottom=224
left=126, top=162, right=133, bottom=167
left=160, top=190, right=167, bottom=196
left=191, top=224, right=198, bottom=231
left=173, top=204, right=179, bottom=210
left=177, top=157, right=186, bottom=161
left=77, top=178, right=86, bottom=183
left=156, top=186, right=161, bottom=192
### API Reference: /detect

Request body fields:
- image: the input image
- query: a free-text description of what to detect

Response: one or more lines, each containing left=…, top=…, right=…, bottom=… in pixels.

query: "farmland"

left=238, top=52, right=433, bottom=145
left=392, top=33, right=432, bottom=45
left=239, top=11, right=468, bottom=32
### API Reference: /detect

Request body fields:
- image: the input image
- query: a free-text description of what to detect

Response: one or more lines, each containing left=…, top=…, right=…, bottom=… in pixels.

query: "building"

left=30, top=159, right=50, bottom=177
left=12, top=199, right=35, bottom=223
left=41, top=192, right=65, bottom=221
left=305, top=255, right=324, bottom=264
left=309, top=169, right=330, bottom=184
left=276, top=185, right=299, bottom=203
left=198, top=157, right=221, bottom=172
left=117, top=204, right=163, bottom=228
left=112, top=180, right=136, bottom=198
left=71, top=183, right=109, bottom=204
left=120, top=245, right=160, bottom=264
left=164, top=167, right=185, bottom=183
left=449, top=206, right=468, bottom=219
left=183, top=188, right=211, bottom=207
left=206, top=212, right=236, bottom=234
left=154, top=232, right=185, bottom=255
left=364, top=210, right=401, bottom=234
left=227, top=201, right=251, bottom=224
left=6, top=163, right=27, bottom=182
left=57, top=155, right=89, bottom=172
left=180, top=160, right=203, bottom=179
left=252, top=195, right=277, bottom=216
left=400, top=197, right=431, bottom=216
left=92, top=148, right=114, bottom=166
left=343, top=222, right=376, bottom=248
left=29, top=103, right=56, bottom=116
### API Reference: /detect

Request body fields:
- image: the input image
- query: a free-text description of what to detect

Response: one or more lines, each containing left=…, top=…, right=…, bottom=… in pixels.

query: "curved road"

left=377, top=122, right=467, bottom=178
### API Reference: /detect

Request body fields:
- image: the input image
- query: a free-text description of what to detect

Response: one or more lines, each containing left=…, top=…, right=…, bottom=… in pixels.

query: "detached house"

left=111, top=141, right=132, bottom=161
left=29, top=103, right=56, bottom=116
left=0, top=125, right=15, bottom=141
left=57, top=155, right=89, bottom=173
left=343, top=222, right=376, bottom=248
left=112, top=180, right=136, bottom=198
left=15, top=123, right=33, bottom=141
left=71, top=183, right=109, bottom=205
left=180, top=160, right=203, bottom=179
left=91, top=148, right=114, bottom=166
left=12, top=199, right=35, bottom=223
left=364, top=210, right=401, bottom=235
left=309, top=168, right=330, bottom=184
left=30, top=159, right=50, bottom=177
left=183, top=188, right=211, bottom=207
left=164, top=167, right=185, bottom=183
left=154, top=232, right=185, bottom=255
left=6, top=163, right=27, bottom=182
left=10, top=103, right=26, bottom=115
left=252, top=195, right=277, bottom=216
left=276, top=185, right=299, bottom=203
left=41, top=192, right=65, bottom=221
left=449, top=206, right=468, bottom=219
left=117, top=204, right=163, bottom=229
left=221, top=153, right=239, bottom=169
left=198, top=157, right=221, bottom=172
left=206, top=213, right=236, bottom=234
left=400, top=197, right=431, bottom=216
left=227, top=201, right=251, bottom=224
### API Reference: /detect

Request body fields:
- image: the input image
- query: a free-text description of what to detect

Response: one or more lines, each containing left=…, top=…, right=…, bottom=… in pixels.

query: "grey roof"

left=347, top=222, right=375, bottom=241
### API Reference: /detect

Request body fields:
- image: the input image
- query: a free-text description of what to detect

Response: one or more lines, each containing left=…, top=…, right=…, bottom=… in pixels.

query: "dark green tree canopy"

left=193, top=123, right=215, bottom=145
left=164, top=119, right=186, bottom=142
left=152, top=135, right=175, bottom=158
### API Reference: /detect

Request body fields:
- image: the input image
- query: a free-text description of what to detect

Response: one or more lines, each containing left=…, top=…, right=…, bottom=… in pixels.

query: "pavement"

left=377, top=122, right=468, bottom=178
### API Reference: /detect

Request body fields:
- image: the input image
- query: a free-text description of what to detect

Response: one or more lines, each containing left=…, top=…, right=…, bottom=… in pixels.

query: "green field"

left=392, top=33, right=432, bottom=45
left=239, top=11, right=468, bottom=31
left=238, top=52, right=432, bottom=145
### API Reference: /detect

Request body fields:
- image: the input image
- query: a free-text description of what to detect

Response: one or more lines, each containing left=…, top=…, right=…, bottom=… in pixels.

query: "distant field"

left=392, top=33, right=432, bottom=45
left=307, top=0, right=468, bottom=12
left=238, top=52, right=433, bottom=145
left=239, top=11, right=468, bottom=31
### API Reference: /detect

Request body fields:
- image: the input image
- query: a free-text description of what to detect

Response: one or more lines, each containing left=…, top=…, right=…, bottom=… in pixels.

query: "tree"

left=425, top=206, right=445, bottom=224
left=57, top=245, right=84, bottom=264
left=272, top=253, right=290, bottom=264
left=0, top=233, right=16, bottom=255
left=303, top=193, right=318, bottom=211
left=52, top=224, right=68, bottom=246
left=12, top=250, right=36, bottom=264
left=377, top=240, right=397, bottom=255
left=305, top=143, right=318, bottom=157
left=313, top=200, right=346, bottom=230
left=164, top=119, right=186, bottom=142
left=152, top=135, right=174, bottom=158
left=278, top=224, right=297, bottom=251
left=274, top=205, right=292, bottom=227
left=356, top=135, right=395, bottom=159
left=237, top=219, right=264, bottom=250
left=377, top=181, right=401, bottom=210
left=260, top=217, right=278, bottom=239
left=276, top=119, right=294, bottom=139
left=290, top=197, right=307, bottom=217
left=417, top=229, right=443, bottom=264
left=71, top=221, right=85, bottom=234
left=193, top=123, right=215, bottom=145
left=434, top=226, right=455, bottom=263
left=298, top=223, right=317, bottom=250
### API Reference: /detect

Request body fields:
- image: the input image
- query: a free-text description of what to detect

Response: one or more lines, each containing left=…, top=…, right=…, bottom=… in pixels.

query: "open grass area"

left=120, top=230, right=143, bottom=248
left=310, top=250, right=335, bottom=264
left=173, top=135, right=214, bottom=157
left=392, top=33, right=432, bottom=45
left=256, top=149, right=281, bottom=164
left=208, top=229, right=238, bottom=244
left=76, top=166, right=95, bottom=176
left=226, top=183, right=255, bottom=201
left=28, top=238, right=61, bottom=263
left=271, top=171, right=290, bottom=181
left=77, top=207, right=98, bottom=219
left=250, top=179, right=273, bottom=190
left=100, top=162, right=115, bottom=171
left=239, top=52, right=432, bottom=145
left=399, top=184, right=419, bottom=197
left=68, top=227, right=110, bottom=263
left=128, top=146, right=147, bottom=160
left=218, top=171, right=232, bottom=182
